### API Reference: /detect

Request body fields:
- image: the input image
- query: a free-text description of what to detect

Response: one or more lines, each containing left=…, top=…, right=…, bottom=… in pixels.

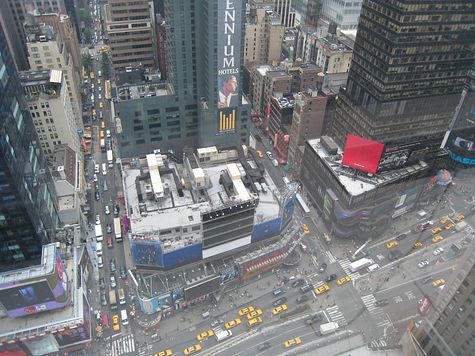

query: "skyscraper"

left=0, top=24, right=59, bottom=271
left=330, top=0, right=475, bottom=171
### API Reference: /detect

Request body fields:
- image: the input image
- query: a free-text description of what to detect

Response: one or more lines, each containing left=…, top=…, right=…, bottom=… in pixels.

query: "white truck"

left=107, top=150, right=113, bottom=168
left=319, top=322, right=339, bottom=335
left=349, top=258, right=373, bottom=273
left=95, top=224, right=103, bottom=242
left=215, top=329, right=232, bottom=342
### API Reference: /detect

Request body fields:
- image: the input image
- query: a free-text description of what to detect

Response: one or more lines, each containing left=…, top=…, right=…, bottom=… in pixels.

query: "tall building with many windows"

left=330, top=0, right=475, bottom=170
left=0, top=24, right=60, bottom=271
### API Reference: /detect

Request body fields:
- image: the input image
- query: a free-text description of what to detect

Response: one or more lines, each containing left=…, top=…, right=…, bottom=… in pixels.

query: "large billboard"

left=216, top=0, right=243, bottom=133
left=341, top=134, right=384, bottom=174
left=184, top=276, right=220, bottom=302
left=0, top=281, right=55, bottom=311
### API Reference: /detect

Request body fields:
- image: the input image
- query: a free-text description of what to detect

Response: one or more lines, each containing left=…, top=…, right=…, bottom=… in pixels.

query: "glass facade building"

left=0, top=24, right=59, bottom=271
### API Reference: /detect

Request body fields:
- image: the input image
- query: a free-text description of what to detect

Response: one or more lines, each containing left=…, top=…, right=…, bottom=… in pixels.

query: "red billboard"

left=341, top=134, right=384, bottom=174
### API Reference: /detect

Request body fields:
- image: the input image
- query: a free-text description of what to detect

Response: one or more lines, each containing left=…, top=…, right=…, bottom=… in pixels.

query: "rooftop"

left=115, top=81, right=169, bottom=101
left=307, top=138, right=429, bottom=196
left=123, top=146, right=281, bottom=243
left=273, top=94, right=295, bottom=109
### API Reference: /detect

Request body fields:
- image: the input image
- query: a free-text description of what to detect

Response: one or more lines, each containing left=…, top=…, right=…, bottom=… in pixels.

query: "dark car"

left=318, top=263, right=328, bottom=273
left=421, top=276, right=433, bottom=285
left=326, top=274, right=337, bottom=282
left=100, top=293, right=107, bottom=306
left=272, top=297, right=288, bottom=307
left=95, top=191, right=100, bottom=201
left=296, top=295, right=309, bottom=303
left=396, top=233, right=407, bottom=241
left=106, top=224, right=112, bottom=234
left=388, top=250, right=402, bottom=261
left=110, top=259, right=116, bottom=273
left=300, top=284, right=313, bottom=293
left=272, top=288, right=285, bottom=297
left=99, top=277, right=105, bottom=290
left=120, top=266, right=127, bottom=279
left=291, top=279, right=305, bottom=288
left=257, top=342, right=271, bottom=352
left=305, top=314, right=323, bottom=325
left=114, top=204, right=120, bottom=216
left=374, top=299, right=389, bottom=307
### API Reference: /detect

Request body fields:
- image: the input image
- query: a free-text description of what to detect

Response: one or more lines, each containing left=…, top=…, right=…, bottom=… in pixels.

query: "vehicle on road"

left=94, top=164, right=100, bottom=174
left=184, top=344, right=201, bottom=355
left=314, top=284, right=330, bottom=295
left=118, top=288, right=126, bottom=305
left=445, top=223, right=455, bottom=230
left=305, top=314, right=323, bottom=325
left=432, top=279, right=446, bottom=287
left=97, top=256, right=104, bottom=268
left=440, top=215, right=451, bottom=224
left=296, top=295, right=309, bottom=303
left=93, top=173, right=98, bottom=183
left=109, top=290, right=117, bottom=310
left=114, top=218, right=122, bottom=242
left=100, top=292, right=107, bottom=306
left=421, top=276, right=433, bottom=284
left=106, top=224, right=112, bottom=233
left=215, top=329, right=232, bottom=342
left=120, top=266, right=127, bottom=279
left=432, top=235, right=444, bottom=243
left=349, top=258, right=373, bottom=273
left=247, top=317, right=263, bottom=328
left=272, top=297, right=287, bottom=307
left=272, top=288, right=285, bottom=297
left=238, top=306, right=255, bottom=316
left=95, top=191, right=100, bottom=201
left=431, top=227, right=442, bottom=235
left=104, top=205, right=110, bottom=215
left=418, top=260, right=430, bottom=268
left=374, top=299, right=389, bottom=307
left=196, top=329, right=214, bottom=341
left=302, top=223, right=310, bottom=234
left=266, top=151, right=274, bottom=160
left=367, top=264, right=380, bottom=272
left=396, top=234, right=407, bottom=241
left=110, top=275, right=116, bottom=288
left=291, top=279, right=305, bottom=288
left=247, top=309, right=262, bottom=319
left=155, top=349, right=172, bottom=356
left=320, top=322, right=339, bottom=335
left=326, top=274, right=337, bottom=282
left=112, top=314, right=120, bottom=331
left=257, top=342, right=271, bottom=352
left=95, top=224, right=103, bottom=241
left=120, top=309, right=128, bottom=326
left=114, top=204, right=120, bottom=216
left=388, top=250, right=402, bottom=261
left=386, top=241, right=398, bottom=249
left=318, top=263, right=328, bottom=273
left=434, top=247, right=444, bottom=256
left=107, top=235, right=113, bottom=248
left=296, top=193, right=310, bottom=217
left=110, top=259, right=116, bottom=272
left=455, top=214, right=464, bottom=222
left=225, top=318, right=241, bottom=330
left=337, top=276, right=351, bottom=285
left=284, top=337, right=302, bottom=348
left=256, top=150, right=264, bottom=158
left=272, top=158, right=279, bottom=167
left=272, top=304, right=288, bottom=315
left=99, top=277, right=105, bottom=289
left=413, top=242, right=423, bottom=249
left=102, top=163, right=107, bottom=175
left=300, top=284, right=313, bottom=293
left=96, top=241, right=103, bottom=256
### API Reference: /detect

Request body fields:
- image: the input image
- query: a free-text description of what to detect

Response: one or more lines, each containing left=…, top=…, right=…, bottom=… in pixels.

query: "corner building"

left=163, top=0, right=250, bottom=151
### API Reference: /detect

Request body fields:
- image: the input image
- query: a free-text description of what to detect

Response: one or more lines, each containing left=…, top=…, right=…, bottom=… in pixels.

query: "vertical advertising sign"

left=217, top=0, right=243, bottom=134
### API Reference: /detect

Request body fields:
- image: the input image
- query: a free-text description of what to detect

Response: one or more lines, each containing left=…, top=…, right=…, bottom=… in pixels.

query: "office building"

left=330, top=0, right=475, bottom=166
left=104, top=0, right=157, bottom=70
left=244, top=1, right=284, bottom=65
left=319, top=0, right=362, bottom=30
left=292, top=0, right=321, bottom=26
left=274, top=0, right=296, bottom=27
left=20, top=69, right=81, bottom=159
left=25, top=23, right=83, bottom=129
left=123, top=145, right=296, bottom=270
left=1, top=0, right=29, bottom=71
left=0, top=244, right=93, bottom=355
left=0, top=24, right=59, bottom=271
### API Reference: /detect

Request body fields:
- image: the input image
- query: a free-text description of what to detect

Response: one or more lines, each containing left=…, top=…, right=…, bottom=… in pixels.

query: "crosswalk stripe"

left=326, top=305, right=347, bottom=326
left=107, top=334, right=135, bottom=356
left=325, top=251, right=337, bottom=263
left=338, top=258, right=361, bottom=279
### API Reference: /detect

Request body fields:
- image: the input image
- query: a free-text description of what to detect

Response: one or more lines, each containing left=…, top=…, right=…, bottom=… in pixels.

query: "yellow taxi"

left=256, top=150, right=264, bottom=158
left=246, top=309, right=262, bottom=319
left=99, top=102, right=103, bottom=109
left=97, top=79, right=101, bottom=85
left=196, top=329, right=214, bottom=341
left=314, top=284, right=330, bottom=295
left=337, top=276, right=351, bottom=285
left=413, top=242, right=423, bottom=249
left=455, top=214, right=465, bottom=222
left=271, top=304, right=288, bottom=315
left=386, top=241, right=398, bottom=249
left=154, top=350, right=172, bottom=356
left=439, top=215, right=451, bottom=224
left=112, top=314, right=120, bottom=331
left=183, top=344, right=201, bottom=355
left=445, top=223, right=455, bottom=230
left=432, top=235, right=444, bottom=243
left=431, top=227, right=442, bottom=235
left=92, top=109, right=96, bottom=118
left=238, top=306, right=255, bottom=316
left=225, top=318, right=241, bottom=330
left=100, top=130, right=105, bottom=138
left=302, top=224, right=310, bottom=235
left=284, top=337, right=302, bottom=348
left=101, top=121, right=106, bottom=129
left=247, top=316, right=263, bottom=328
left=432, top=279, right=446, bottom=287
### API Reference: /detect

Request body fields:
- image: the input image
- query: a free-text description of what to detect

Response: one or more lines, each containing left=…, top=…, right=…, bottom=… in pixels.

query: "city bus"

left=114, top=217, right=122, bottom=242
left=296, top=193, right=310, bottom=217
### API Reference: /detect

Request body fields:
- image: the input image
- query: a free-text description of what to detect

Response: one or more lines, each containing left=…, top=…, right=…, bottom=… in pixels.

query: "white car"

left=95, top=214, right=101, bottom=225
left=110, top=275, right=116, bottom=288
left=98, top=93, right=102, bottom=100
left=94, top=164, right=100, bottom=174
left=266, top=151, right=274, bottom=160
left=106, top=129, right=111, bottom=138
left=418, top=260, right=430, bottom=269
left=105, top=205, right=110, bottom=215
left=434, top=247, right=444, bottom=256
left=93, top=173, right=98, bottom=182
